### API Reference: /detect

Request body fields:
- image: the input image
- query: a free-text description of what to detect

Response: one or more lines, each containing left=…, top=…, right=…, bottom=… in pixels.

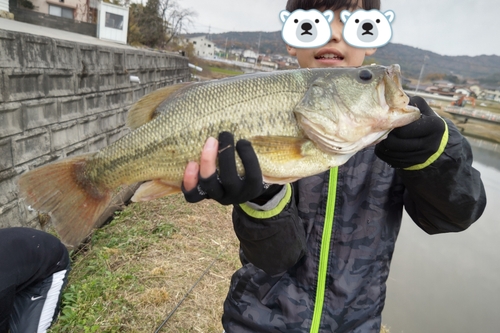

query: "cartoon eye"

left=294, top=19, right=298, bottom=23
left=359, top=69, right=373, bottom=81
left=355, top=19, right=359, bottom=23
left=315, top=19, right=319, bottom=23
left=376, top=19, right=380, bottom=23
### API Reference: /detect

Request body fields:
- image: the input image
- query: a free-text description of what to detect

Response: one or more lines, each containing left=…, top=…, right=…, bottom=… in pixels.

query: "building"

left=30, top=0, right=97, bottom=23
left=185, top=35, right=214, bottom=58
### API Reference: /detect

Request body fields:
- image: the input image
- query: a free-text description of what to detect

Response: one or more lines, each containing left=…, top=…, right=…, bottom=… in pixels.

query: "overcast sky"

left=179, top=0, right=499, bottom=57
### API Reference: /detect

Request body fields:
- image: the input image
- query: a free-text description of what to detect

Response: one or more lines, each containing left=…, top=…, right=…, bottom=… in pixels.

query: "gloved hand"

left=375, top=96, right=447, bottom=169
left=182, top=132, right=282, bottom=205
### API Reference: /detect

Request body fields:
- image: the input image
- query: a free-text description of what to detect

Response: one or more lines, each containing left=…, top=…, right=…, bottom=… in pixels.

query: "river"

left=382, top=138, right=500, bottom=333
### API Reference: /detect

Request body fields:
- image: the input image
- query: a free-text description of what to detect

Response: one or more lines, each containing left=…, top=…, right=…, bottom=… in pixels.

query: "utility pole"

left=225, top=37, right=228, bottom=59
left=415, top=55, right=429, bottom=93
left=255, top=32, right=261, bottom=68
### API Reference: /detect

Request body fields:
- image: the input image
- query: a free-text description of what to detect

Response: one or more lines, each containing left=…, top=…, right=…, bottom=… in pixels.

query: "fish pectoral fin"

left=248, top=136, right=309, bottom=160
left=131, top=179, right=181, bottom=202
left=126, top=82, right=194, bottom=129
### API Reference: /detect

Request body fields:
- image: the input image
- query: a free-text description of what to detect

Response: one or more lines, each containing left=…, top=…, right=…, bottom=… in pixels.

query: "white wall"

left=97, top=2, right=128, bottom=44
left=0, top=0, right=9, bottom=12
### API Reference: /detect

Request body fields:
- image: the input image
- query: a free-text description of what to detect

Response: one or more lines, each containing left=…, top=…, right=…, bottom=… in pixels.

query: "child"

left=0, top=228, right=70, bottom=333
left=182, top=0, right=487, bottom=332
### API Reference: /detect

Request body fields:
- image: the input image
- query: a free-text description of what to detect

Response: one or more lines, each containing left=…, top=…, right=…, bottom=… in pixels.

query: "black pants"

left=0, top=263, right=70, bottom=333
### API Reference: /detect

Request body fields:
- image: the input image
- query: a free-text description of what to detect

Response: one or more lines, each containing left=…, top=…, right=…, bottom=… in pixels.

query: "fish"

left=18, top=64, right=420, bottom=247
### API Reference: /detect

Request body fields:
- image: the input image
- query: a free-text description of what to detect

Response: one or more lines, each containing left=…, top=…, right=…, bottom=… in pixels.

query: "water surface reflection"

left=383, top=139, right=500, bottom=333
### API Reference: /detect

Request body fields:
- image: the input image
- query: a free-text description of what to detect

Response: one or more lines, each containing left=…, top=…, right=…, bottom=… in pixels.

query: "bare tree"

left=158, top=0, right=196, bottom=46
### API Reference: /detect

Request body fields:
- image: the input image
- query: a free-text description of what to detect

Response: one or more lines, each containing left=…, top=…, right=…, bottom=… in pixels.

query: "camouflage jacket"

left=222, top=119, right=486, bottom=333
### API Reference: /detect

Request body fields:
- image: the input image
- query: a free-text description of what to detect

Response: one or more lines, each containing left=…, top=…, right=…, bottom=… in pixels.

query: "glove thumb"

left=410, top=96, right=437, bottom=117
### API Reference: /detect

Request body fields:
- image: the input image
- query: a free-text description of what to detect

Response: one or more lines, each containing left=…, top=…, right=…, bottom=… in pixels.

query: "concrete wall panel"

left=0, top=29, right=189, bottom=229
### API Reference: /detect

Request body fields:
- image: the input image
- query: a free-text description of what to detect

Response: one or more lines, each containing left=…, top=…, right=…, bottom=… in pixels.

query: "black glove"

left=375, top=96, right=446, bottom=169
left=182, top=132, right=282, bottom=205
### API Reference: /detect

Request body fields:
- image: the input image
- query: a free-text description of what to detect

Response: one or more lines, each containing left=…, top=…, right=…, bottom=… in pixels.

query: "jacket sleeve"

left=231, top=184, right=307, bottom=275
left=399, top=119, right=487, bottom=234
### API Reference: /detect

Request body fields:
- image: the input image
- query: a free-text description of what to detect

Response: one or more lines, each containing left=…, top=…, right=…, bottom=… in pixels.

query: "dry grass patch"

left=49, top=194, right=239, bottom=333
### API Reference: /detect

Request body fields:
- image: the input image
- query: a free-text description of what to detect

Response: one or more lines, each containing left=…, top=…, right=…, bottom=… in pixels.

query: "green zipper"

left=310, top=167, right=338, bottom=333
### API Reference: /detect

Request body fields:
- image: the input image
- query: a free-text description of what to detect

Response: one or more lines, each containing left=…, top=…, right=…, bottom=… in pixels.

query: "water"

left=382, top=138, right=500, bottom=333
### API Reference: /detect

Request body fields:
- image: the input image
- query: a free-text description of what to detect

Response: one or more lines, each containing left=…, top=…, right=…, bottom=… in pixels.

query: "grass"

left=48, top=194, right=239, bottom=333
left=207, top=66, right=244, bottom=77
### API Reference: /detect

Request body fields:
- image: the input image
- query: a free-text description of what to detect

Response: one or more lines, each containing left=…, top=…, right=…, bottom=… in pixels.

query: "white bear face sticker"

left=280, top=9, right=334, bottom=48
left=340, top=9, right=395, bottom=48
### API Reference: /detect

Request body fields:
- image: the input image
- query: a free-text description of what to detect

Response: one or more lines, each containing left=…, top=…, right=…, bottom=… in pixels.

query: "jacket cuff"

left=404, top=117, right=449, bottom=171
left=239, top=183, right=292, bottom=219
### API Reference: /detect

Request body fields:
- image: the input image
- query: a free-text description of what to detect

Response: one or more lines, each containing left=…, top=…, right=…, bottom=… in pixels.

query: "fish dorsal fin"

left=126, top=82, right=193, bottom=129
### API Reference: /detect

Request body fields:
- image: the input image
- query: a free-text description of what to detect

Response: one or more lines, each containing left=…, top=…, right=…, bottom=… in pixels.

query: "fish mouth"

left=380, top=64, right=421, bottom=126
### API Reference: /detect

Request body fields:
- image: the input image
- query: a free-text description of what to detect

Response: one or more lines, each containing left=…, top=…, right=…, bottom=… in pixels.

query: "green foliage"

left=49, top=206, right=176, bottom=332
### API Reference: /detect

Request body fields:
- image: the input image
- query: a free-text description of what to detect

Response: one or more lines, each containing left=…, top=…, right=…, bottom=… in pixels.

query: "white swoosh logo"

left=31, top=295, right=44, bottom=301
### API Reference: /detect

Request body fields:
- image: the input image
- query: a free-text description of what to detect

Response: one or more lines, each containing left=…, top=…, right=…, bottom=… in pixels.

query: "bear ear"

left=384, top=10, right=395, bottom=23
left=280, top=10, right=291, bottom=23
left=323, top=9, right=334, bottom=23
left=340, top=10, right=351, bottom=23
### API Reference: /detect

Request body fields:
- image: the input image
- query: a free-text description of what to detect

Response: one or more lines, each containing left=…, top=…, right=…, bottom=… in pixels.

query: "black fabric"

left=375, top=96, right=446, bottom=169
left=182, top=132, right=282, bottom=205
left=0, top=227, right=70, bottom=333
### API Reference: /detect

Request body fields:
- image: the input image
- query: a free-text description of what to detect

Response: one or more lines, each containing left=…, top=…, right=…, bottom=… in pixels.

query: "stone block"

left=105, top=91, right=124, bottom=109
left=22, top=99, right=58, bottom=130
left=78, top=115, right=100, bottom=140
left=0, top=139, right=13, bottom=172
left=60, top=96, right=84, bottom=122
left=5, top=70, right=44, bottom=101
left=0, top=169, right=19, bottom=205
left=114, top=51, right=124, bottom=72
left=99, top=110, right=119, bottom=132
left=51, top=121, right=80, bottom=150
left=85, top=93, right=105, bottom=114
left=132, top=87, right=144, bottom=104
left=45, top=72, right=76, bottom=97
left=12, top=129, right=51, bottom=165
left=99, top=73, right=115, bottom=91
left=125, top=52, right=137, bottom=70
left=0, top=102, right=23, bottom=137
left=77, top=74, right=99, bottom=94
left=0, top=31, right=22, bottom=69
left=87, top=135, right=108, bottom=153
left=99, top=49, right=113, bottom=71
left=79, top=46, right=98, bottom=72
left=55, top=41, right=78, bottom=69
left=0, top=201, right=21, bottom=228
left=115, top=73, right=129, bottom=89
left=21, top=35, right=54, bottom=69
left=64, top=142, right=87, bottom=157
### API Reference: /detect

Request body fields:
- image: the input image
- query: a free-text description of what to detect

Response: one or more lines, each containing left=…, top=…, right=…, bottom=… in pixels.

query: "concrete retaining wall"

left=0, top=28, right=190, bottom=229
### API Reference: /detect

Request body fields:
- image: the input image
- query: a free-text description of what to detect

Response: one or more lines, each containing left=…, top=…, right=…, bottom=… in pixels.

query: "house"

left=185, top=35, right=214, bottom=58
left=480, top=88, right=500, bottom=102
left=242, top=49, right=258, bottom=63
left=29, top=0, right=97, bottom=23
left=0, top=0, right=12, bottom=18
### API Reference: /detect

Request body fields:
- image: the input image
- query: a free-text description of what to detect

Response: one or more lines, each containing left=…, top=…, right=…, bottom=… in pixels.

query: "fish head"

left=294, top=64, right=421, bottom=154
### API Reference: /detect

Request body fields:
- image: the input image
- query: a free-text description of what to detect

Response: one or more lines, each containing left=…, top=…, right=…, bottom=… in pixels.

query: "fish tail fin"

left=18, top=154, right=112, bottom=248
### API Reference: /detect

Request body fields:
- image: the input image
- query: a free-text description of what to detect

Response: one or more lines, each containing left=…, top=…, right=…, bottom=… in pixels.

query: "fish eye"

left=359, top=69, right=373, bottom=81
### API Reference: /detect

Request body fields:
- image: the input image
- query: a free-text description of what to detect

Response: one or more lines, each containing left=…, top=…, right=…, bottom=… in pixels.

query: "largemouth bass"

left=18, top=64, right=420, bottom=247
